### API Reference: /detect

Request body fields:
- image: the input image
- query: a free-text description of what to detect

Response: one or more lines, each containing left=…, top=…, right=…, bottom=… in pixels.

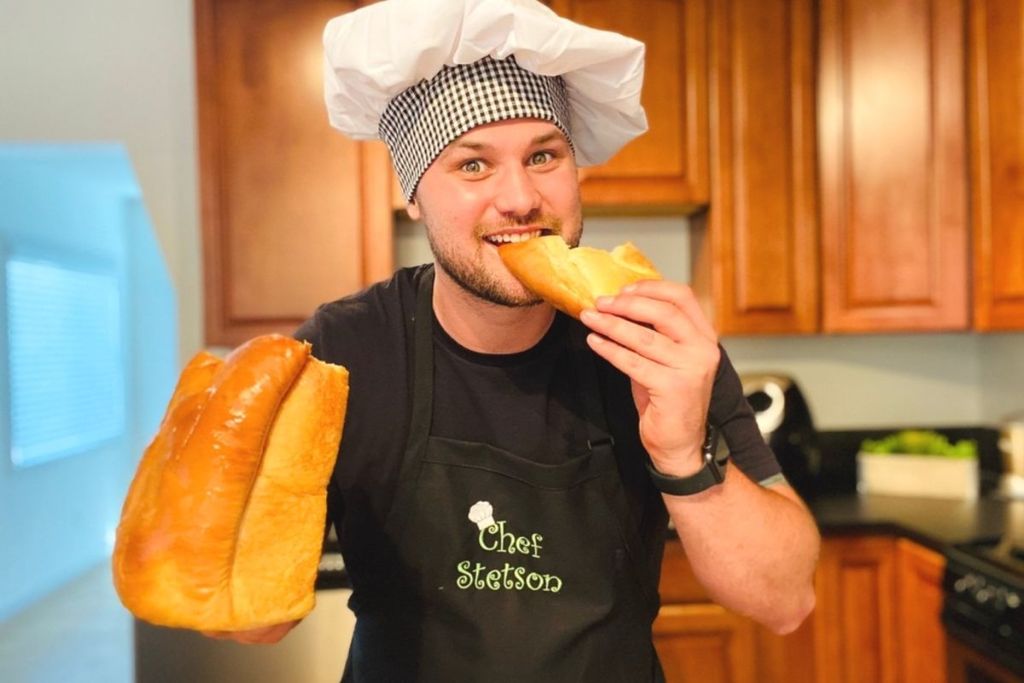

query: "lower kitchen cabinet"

left=895, top=538, right=947, bottom=683
left=653, top=603, right=757, bottom=683
left=656, top=535, right=947, bottom=683
left=815, top=535, right=900, bottom=683
left=654, top=539, right=758, bottom=683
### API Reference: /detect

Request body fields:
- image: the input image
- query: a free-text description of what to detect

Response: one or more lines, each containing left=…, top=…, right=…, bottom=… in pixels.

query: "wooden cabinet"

left=697, top=0, right=996, bottom=335
left=691, top=0, right=819, bottom=334
left=656, top=536, right=947, bottom=682
left=813, top=536, right=946, bottom=683
left=548, top=0, right=710, bottom=210
left=655, top=539, right=759, bottom=683
left=817, top=0, right=969, bottom=333
left=968, top=0, right=1024, bottom=331
left=895, top=538, right=947, bottom=683
left=196, top=0, right=394, bottom=346
left=654, top=604, right=758, bottom=683
left=197, top=0, right=1022, bottom=339
left=815, top=536, right=900, bottom=682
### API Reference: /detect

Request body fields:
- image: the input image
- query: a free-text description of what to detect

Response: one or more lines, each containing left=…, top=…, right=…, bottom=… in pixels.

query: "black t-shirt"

left=294, top=265, right=781, bottom=607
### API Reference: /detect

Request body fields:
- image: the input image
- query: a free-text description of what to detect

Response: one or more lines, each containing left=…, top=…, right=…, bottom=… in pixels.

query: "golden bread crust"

left=112, top=334, right=349, bottom=630
left=499, top=236, right=662, bottom=318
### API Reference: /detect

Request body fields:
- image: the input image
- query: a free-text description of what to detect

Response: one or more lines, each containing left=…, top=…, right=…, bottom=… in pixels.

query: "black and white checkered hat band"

left=379, top=56, right=573, bottom=201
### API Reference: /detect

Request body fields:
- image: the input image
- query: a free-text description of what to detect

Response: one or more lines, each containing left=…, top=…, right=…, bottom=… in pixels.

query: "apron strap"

left=407, top=266, right=436, bottom=457
left=566, top=320, right=659, bottom=609
left=565, top=321, right=614, bottom=452
left=386, top=266, right=436, bottom=537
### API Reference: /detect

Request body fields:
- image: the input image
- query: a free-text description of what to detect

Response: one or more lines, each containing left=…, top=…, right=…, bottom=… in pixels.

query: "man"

left=206, top=0, right=820, bottom=679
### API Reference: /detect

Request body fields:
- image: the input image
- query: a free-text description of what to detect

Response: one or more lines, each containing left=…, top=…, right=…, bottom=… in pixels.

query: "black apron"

left=342, top=268, right=663, bottom=682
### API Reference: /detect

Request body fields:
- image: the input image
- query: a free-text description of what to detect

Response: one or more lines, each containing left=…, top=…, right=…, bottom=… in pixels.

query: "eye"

left=460, top=159, right=485, bottom=174
left=528, top=151, right=555, bottom=166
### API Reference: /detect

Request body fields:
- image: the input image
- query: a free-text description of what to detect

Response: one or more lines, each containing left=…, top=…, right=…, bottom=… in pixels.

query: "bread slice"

left=112, top=334, right=348, bottom=631
left=499, top=235, right=661, bottom=317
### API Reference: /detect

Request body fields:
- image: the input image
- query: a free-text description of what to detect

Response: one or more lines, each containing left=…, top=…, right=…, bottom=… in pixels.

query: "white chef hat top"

left=323, top=0, right=648, bottom=200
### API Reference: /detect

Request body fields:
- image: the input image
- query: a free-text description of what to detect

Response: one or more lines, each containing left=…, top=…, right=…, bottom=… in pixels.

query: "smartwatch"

left=646, top=424, right=728, bottom=495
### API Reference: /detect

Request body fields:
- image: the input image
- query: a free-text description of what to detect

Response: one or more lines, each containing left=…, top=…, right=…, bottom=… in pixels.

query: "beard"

left=425, top=212, right=582, bottom=308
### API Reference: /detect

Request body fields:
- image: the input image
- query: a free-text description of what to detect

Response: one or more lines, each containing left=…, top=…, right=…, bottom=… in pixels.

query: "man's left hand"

left=579, top=280, right=720, bottom=477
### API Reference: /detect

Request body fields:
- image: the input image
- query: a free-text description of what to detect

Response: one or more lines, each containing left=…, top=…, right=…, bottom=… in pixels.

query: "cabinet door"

left=818, top=0, right=968, bottom=332
left=548, top=0, right=709, bottom=210
left=754, top=613, right=817, bottom=683
left=197, top=0, right=393, bottom=346
left=692, top=0, right=818, bottom=334
left=968, top=0, right=1024, bottom=330
left=815, top=536, right=899, bottom=683
left=895, top=539, right=947, bottom=683
left=654, top=603, right=758, bottom=683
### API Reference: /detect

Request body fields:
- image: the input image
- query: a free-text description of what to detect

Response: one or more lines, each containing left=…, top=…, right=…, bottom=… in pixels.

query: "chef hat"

left=323, top=0, right=648, bottom=200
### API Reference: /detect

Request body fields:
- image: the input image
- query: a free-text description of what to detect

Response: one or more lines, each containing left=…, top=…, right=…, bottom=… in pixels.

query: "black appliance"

left=740, top=374, right=821, bottom=499
left=315, top=526, right=349, bottom=590
left=943, top=535, right=1024, bottom=681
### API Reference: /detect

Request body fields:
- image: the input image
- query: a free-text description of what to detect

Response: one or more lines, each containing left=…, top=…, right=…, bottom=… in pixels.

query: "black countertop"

left=808, top=492, right=1024, bottom=554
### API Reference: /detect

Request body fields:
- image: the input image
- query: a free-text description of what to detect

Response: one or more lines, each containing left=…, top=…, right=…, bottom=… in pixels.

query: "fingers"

left=579, top=280, right=717, bottom=363
left=581, top=308, right=681, bottom=368
left=605, top=280, right=717, bottom=342
left=584, top=327, right=666, bottom=388
left=579, top=279, right=720, bottom=395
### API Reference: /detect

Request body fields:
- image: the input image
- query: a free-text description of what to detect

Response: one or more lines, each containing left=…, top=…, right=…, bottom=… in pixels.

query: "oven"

left=943, top=537, right=1024, bottom=683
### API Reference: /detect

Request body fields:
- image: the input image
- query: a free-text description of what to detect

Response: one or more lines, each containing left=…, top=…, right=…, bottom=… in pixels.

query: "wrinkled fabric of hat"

left=379, top=56, right=573, bottom=201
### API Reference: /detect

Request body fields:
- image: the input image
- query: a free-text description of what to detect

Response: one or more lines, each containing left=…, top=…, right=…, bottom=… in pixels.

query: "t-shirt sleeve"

left=708, top=344, right=784, bottom=485
left=293, top=307, right=324, bottom=355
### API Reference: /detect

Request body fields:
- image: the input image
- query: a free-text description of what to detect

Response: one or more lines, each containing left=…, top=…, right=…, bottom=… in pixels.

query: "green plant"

left=860, top=430, right=977, bottom=458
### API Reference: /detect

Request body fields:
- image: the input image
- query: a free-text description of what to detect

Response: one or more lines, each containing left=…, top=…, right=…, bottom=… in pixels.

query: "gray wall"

left=1, top=0, right=202, bottom=366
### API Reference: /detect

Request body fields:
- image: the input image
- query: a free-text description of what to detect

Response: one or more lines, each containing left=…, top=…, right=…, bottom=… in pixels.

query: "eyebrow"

left=444, top=130, right=567, bottom=156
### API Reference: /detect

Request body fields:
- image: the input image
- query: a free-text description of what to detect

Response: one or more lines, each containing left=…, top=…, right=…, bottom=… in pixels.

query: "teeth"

left=486, top=230, right=543, bottom=244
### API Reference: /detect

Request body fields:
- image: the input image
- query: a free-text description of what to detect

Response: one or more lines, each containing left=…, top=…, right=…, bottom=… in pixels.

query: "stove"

left=943, top=535, right=1024, bottom=680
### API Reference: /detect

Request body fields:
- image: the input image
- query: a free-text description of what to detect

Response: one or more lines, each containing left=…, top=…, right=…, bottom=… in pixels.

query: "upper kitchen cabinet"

left=818, top=0, right=969, bottom=333
left=691, top=0, right=819, bottom=335
left=548, top=0, right=710, bottom=211
left=197, top=0, right=394, bottom=347
left=968, top=0, right=1024, bottom=331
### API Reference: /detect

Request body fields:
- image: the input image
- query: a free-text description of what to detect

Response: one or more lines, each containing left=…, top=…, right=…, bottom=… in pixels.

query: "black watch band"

left=646, top=424, right=728, bottom=496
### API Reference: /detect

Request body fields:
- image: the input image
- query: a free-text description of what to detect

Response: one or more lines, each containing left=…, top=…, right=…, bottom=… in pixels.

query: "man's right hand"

left=200, top=619, right=301, bottom=645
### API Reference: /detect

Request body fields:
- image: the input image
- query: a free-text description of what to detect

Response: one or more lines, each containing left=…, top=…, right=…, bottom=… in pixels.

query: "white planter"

left=856, top=452, right=979, bottom=500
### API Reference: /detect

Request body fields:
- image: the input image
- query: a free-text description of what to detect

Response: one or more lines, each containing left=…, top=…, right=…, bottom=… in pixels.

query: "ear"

left=406, top=198, right=421, bottom=221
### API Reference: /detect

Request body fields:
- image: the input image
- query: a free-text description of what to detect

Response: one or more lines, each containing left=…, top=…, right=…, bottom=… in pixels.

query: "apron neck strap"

left=407, top=266, right=436, bottom=455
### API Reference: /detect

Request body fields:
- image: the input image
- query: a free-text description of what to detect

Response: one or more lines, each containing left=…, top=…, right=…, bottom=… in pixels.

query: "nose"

left=492, top=164, right=541, bottom=218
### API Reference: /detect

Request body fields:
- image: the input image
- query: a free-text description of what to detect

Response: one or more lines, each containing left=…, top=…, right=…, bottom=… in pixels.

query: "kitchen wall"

left=0, top=145, right=177, bottom=620
left=0, top=0, right=203, bottom=368
left=979, top=334, right=1024, bottom=424
left=0, top=0, right=195, bottom=630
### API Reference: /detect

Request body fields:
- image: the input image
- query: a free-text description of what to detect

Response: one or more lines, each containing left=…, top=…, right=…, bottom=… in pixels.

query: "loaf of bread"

left=498, top=235, right=662, bottom=318
left=112, top=334, right=349, bottom=631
